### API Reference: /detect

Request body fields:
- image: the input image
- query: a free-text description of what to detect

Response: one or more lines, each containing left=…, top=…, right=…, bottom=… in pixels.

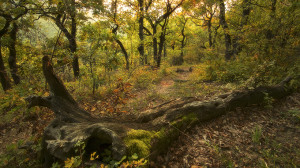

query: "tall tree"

left=8, top=22, right=20, bottom=85
left=110, top=0, right=130, bottom=70
left=232, top=0, right=251, bottom=55
left=178, top=16, right=188, bottom=65
left=145, top=0, right=184, bottom=67
left=219, top=0, right=232, bottom=60
left=157, top=16, right=169, bottom=67
left=35, top=0, right=84, bottom=78
left=189, top=0, right=218, bottom=48
left=138, top=0, right=145, bottom=65
left=0, top=0, right=28, bottom=91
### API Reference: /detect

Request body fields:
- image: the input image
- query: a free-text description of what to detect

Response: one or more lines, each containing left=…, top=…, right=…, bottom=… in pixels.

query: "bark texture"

left=8, top=23, right=20, bottom=85
left=138, top=0, right=145, bottom=65
left=0, top=44, right=12, bottom=91
left=27, top=56, right=294, bottom=167
left=219, top=0, right=232, bottom=60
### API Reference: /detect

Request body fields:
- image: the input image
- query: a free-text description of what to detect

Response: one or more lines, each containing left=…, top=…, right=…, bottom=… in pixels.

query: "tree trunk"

left=232, top=0, right=251, bottom=55
left=111, top=0, right=130, bottom=70
left=157, top=34, right=164, bottom=67
left=0, top=43, right=12, bottom=91
left=70, top=1, right=79, bottom=78
left=8, top=23, right=20, bottom=85
left=179, top=19, right=187, bottom=65
left=207, top=17, right=213, bottom=48
left=212, top=24, right=220, bottom=48
left=138, top=0, right=145, bottom=65
left=0, top=16, right=13, bottom=91
left=157, top=18, right=168, bottom=68
left=54, top=0, right=79, bottom=78
left=115, top=38, right=129, bottom=70
left=153, top=25, right=158, bottom=63
left=163, top=41, right=167, bottom=58
left=219, top=0, right=232, bottom=60
left=26, top=56, right=294, bottom=167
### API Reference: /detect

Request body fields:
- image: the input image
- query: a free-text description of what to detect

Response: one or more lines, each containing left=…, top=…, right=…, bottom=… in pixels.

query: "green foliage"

left=287, top=108, right=300, bottom=123
left=0, top=80, right=45, bottom=127
left=252, top=126, right=263, bottom=144
left=0, top=139, right=42, bottom=168
left=263, top=93, right=274, bottom=110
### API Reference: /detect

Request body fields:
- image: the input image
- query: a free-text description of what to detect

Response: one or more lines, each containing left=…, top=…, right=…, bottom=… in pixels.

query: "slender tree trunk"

left=157, top=18, right=168, bottom=68
left=55, top=0, right=79, bottom=78
left=212, top=25, right=220, bottom=48
left=0, top=6, right=27, bottom=91
left=157, top=34, right=164, bottom=67
left=219, top=0, right=232, bottom=60
left=138, top=0, right=145, bottom=65
left=207, top=18, right=213, bottom=48
left=179, top=19, right=187, bottom=65
left=70, top=0, right=79, bottom=78
left=232, top=0, right=251, bottom=55
left=163, top=42, right=167, bottom=58
left=266, top=0, right=277, bottom=40
left=115, top=39, right=129, bottom=70
left=111, top=0, right=130, bottom=70
left=70, top=38, right=79, bottom=78
left=0, top=43, right=12, bottom=91
left=8, top=23, right=20, bottom=85
left=153, top=25, right=158, bottom=63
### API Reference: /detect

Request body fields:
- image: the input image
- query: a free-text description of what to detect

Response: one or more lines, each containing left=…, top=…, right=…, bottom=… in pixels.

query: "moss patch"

left=124, top=129, right=156, bottom=158
left=124, top=113, right=199, bottom=158
left=153, top=113, right=199, bottom=155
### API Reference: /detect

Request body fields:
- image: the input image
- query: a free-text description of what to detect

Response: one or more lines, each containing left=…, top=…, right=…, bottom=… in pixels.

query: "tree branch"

left=42, top=56, right=77, bottom=105
left=25, top=96, right=52, bottom=109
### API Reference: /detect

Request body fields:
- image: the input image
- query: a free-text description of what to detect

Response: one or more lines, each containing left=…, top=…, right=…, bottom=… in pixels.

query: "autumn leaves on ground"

left=0, top=66, right=299, bottom=167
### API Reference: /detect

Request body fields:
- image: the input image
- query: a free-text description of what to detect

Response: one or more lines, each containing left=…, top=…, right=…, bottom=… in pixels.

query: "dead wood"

left=26, top=56, right=294, bottom=167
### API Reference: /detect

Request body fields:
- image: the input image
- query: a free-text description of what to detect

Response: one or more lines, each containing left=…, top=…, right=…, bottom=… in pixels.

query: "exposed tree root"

left=26, top=56, right=294, bottom=167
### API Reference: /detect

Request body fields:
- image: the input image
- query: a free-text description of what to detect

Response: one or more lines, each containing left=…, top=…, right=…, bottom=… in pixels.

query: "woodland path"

left=157, top=67, right=190, bottom=94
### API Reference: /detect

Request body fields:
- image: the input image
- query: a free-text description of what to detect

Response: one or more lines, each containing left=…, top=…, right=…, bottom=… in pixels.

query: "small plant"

left=59, top=139, right=148, bottom=168
left=287, top=108, right=300, bottom=123
left=252, top=126, right=263, bottom=144
left=63, top=140, right=86, bottom=168
left=263, top=92, right=274, bottom=109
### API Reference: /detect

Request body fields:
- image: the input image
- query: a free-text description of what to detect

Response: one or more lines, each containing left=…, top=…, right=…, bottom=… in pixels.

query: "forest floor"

left=0, top=67, right=299, bottom=167
left=160, top=93, right=300, bottom=168
left=146, top=68, right=300, bottom=168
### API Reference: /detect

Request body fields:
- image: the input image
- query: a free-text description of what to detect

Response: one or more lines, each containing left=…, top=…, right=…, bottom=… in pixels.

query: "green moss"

left=171, top=113, right=198, bottom=128
left=124, top=130, right=156, bottom=158
left=124, top=113, right=199, bottom=158
left=154, top=113, right=199, bottom=155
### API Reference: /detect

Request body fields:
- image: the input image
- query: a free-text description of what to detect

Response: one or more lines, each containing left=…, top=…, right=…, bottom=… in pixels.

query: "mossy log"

left=26, top=56, right=293, bottom=167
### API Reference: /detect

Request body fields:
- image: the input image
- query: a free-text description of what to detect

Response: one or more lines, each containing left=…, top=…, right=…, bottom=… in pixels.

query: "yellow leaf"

left=91, top=107, right=96, bottom=112
left=64, top=157, right=74, bottom=168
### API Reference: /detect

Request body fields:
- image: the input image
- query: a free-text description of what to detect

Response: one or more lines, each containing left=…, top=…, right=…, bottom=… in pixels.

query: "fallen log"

left=26, top=56, right=294, bottom=167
